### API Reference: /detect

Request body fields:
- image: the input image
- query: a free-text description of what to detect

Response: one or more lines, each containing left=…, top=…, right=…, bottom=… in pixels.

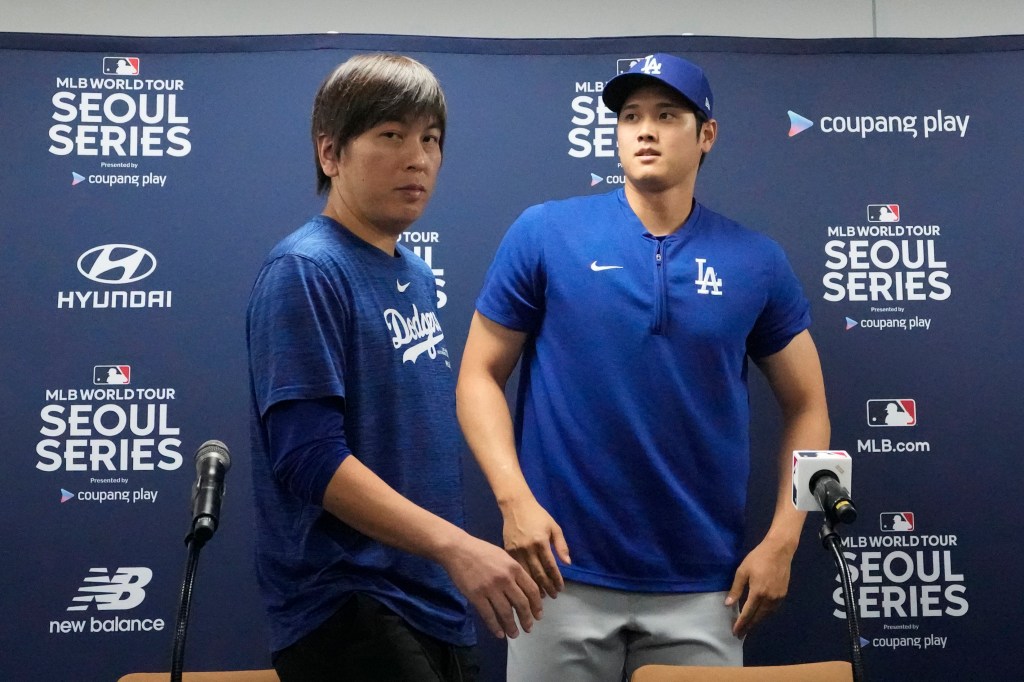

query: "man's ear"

left=700, top=119, right=718, bottom=153
left=317, top=134, right=341, bottom=176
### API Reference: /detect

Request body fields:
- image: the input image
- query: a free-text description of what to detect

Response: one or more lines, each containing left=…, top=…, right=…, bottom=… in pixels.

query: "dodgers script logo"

left=383, top=305, right=445, bottom=363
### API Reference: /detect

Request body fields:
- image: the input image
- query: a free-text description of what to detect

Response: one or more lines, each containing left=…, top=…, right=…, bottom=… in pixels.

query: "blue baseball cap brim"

left=602, top=53, right=714, bottom=118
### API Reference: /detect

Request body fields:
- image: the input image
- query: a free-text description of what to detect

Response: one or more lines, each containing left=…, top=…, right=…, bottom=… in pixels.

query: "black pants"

left=273, top=593, right=479, bottom=682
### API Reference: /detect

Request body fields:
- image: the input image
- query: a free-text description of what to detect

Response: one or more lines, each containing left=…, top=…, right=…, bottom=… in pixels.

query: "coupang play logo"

left=786, top=109, right=970, bottom=139
left=788, top=111, right=814, bottom=137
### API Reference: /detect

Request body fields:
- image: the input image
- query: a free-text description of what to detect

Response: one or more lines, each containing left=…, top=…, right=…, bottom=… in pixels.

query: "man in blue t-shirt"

left=457, top=53, right=831, bottom=680
left=247, top=53, right=541, bottom=682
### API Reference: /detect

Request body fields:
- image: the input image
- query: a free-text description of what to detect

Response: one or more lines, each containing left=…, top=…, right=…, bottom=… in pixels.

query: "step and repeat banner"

left=1, top=32, right=1021, bottom=681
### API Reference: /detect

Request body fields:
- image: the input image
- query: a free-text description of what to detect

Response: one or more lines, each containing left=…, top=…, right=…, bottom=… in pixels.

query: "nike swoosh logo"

left=397, top=280, right=411, bottom=292
left=590, top=261, right=623, bottom=271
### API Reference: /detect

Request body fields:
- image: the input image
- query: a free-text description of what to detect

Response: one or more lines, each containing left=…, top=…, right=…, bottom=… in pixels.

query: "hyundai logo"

left=77, top=244, right=157, bottom=284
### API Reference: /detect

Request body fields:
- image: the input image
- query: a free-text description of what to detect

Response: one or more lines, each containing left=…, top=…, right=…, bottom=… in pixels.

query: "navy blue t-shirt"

left=247, top=216, right=473, bottom=652
left=476, top=189, right=811, bottom=592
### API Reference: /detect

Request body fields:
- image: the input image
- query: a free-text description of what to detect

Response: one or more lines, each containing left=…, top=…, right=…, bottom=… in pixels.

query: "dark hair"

left=311, top=53, right=447, bottom=195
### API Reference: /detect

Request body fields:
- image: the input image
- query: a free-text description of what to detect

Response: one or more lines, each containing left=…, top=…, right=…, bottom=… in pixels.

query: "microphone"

left=190, top=440, right=231, bottom=544
left=792, top=450, right=857, bottom=524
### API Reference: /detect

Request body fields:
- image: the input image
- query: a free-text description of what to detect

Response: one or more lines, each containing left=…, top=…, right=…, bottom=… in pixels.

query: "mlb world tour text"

left=834, top=537, right=968, bottom=620
left=48, top=77, right=190, bottom=157
left=36, top=397, right=182, bottom=472
left=822, top=226, right=950, bottom=302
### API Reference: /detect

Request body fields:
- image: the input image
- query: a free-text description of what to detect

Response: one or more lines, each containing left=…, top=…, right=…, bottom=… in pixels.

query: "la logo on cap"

left=640, top=55, right=662, bottom=75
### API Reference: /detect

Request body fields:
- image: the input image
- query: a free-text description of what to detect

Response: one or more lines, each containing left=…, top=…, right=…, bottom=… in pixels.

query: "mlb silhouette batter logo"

left=880, top=512, right=916, bottom=532
left=867, top=204, right=900, bottom=222
left=866, top=399, right=916, bottom=426
left=103, top=57, right=140, bottom=75
left=616, top=58, right=644, bottom=75
left=93, top=365, right=131, bottom=385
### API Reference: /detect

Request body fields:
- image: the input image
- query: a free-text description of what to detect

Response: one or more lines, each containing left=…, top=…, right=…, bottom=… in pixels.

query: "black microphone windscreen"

left=194, top=439, right=231, bottom=470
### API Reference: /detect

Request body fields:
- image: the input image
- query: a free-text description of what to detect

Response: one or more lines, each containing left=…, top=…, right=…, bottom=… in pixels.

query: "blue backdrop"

left=2, top=31, right=1021, bottom=681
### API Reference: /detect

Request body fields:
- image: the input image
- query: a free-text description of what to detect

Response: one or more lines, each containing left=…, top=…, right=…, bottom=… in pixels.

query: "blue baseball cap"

left=602, top=53, right=714, bottom=118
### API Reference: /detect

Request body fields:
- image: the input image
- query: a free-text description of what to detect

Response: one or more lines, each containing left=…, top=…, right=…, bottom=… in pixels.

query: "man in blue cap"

left=458, top=53, right=830, bottom=679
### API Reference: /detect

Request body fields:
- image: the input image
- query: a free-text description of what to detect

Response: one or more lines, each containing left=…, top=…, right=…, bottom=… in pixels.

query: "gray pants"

left=507, top=580, right=742, bottom=682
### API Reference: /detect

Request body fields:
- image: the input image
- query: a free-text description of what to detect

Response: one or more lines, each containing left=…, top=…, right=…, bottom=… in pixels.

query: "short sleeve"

left=475, top=205, right=547, bottom=333
left=746, top=242, right=811, bottom=358
left=247, top=254, right=349, bottom=416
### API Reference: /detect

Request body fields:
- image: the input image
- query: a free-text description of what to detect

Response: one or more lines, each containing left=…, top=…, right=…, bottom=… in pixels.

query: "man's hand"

left=728, top=329, right=829, bottom=638
left=440, top=535, right=544, bottom=639
left=319, top=456, right=544, bottom=640
left=725, top=537, right=796, bottom=638
left=501, top=497, right=571, bottom=599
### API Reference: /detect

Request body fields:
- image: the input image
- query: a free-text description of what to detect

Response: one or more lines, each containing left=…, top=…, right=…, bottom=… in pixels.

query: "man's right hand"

left=501, top=497, right=571, bottom=599
left=440, top=534, right=544, bottom=639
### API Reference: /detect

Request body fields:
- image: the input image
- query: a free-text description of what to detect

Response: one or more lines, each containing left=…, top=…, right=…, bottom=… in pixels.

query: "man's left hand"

left=725, top=538, right=796, bottom=638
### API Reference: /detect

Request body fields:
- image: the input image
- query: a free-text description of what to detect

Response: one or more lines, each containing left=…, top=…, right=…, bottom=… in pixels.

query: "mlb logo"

left=880, top=512, right=915, bottom=532
left=793, top=449, right=849, bottom=459
left=867, top=204, right=900, bottom=222
left=616, top=58, right=643, bottom=75
left=94, top=365, right=131, bottom=385
left=103, top=57, right=140, bottom=76
left=866, top=399, right=916, bottom=427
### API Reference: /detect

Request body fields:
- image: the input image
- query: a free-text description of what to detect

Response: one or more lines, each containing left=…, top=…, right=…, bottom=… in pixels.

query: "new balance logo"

left=694, top=258, right=723, bottom=295
left=66, top=567, right=152, bottom=611
left=639, top=55, right=662, bottom=75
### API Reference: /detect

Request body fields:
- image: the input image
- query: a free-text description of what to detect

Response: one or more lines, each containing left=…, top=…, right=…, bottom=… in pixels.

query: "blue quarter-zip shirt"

left=476, top=189, right=810, bottom=592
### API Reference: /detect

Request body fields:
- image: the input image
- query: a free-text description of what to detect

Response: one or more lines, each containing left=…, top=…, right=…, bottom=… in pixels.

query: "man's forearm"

left=456, top=312, right=537, bottom=510
left=766, top=404, right=831, bottom=550
left=457, top=354, right=573, bottom=593
left=456, top=371, right=534, bottom=510
left=321, top=455, right=466, bottom=563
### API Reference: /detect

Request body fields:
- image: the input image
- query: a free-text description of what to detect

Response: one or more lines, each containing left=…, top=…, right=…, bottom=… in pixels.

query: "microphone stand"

left=170, top=528, right=209, bottom=682
left=819, top=516, right=866, bottom=682
left=170, top=440, right=230, bottom=681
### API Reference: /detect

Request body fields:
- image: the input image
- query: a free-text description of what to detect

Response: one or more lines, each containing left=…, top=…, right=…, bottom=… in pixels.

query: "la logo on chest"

left=695, top=258, right=723, bottom=295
